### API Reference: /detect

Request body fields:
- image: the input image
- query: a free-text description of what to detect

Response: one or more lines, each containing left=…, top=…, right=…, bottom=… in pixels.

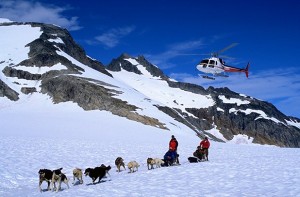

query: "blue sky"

left=1, top=0, right=300, bottom=118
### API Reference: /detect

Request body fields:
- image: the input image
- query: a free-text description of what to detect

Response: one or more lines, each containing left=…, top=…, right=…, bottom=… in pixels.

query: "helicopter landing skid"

left=200, top=75, right=215, bottom=80
left=215, top=73, right=229, bottom=77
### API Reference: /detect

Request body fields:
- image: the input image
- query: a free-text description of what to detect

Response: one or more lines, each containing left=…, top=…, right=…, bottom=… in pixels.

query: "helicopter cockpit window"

left=200, top=59, right=209, bottom=64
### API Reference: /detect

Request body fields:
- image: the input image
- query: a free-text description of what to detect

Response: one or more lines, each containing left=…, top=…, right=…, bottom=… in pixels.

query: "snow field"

left=0, top=135, right=299, bottom=197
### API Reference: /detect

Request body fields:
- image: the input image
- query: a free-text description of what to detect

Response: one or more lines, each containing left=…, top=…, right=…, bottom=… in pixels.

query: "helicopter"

left=196, top=43, right=250, bottom=80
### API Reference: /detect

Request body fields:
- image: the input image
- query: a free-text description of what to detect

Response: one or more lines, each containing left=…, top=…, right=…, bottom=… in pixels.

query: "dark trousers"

left=202, top=148, right=209, bottom=160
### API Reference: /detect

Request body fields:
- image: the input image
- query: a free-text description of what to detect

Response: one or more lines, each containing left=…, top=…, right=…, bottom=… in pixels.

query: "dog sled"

left=188, top=145, right=209, bottom=163
left=188, top=156, right=208, bottom=163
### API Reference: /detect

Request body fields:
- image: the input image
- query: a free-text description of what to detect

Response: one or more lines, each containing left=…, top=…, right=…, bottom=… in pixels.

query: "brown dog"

left=147, top=158, right=155, bottom=170
left=73, top=168, right=83, bottom=184
left=115, top=157, right=126, bottom=172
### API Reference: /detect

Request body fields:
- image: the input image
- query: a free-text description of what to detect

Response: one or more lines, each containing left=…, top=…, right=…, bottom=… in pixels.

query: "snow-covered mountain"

left=0, top=19, right=299, bottom=147
left=1, top=18, right=300, bottom=197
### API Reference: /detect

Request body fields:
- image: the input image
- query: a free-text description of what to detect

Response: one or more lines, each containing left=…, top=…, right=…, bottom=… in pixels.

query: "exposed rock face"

left=3, top=66, right=42, bottom=80
left=107, top=54, right=169, bottom=80
left=107, top=53, right=142, bottom=74
left=28, top=23, right=112, bottom=77
left=0, top=79, right=19, bottom=101
left=187, top=86, right=300, bottom=147
left=136, top=55, right=169, bottom=80
left=40, top=75, right=167, bottom=129
left=21, top=87, right=37, bottom=94
left=106, top=54, right=300, bottom=147
left=167, top=80, right=208, bottom=95
left=164, top=83, right=300, bottom=147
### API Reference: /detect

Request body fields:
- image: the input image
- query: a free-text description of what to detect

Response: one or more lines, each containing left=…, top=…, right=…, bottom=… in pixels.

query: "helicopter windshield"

left=200, top=59, right=209, bottom=64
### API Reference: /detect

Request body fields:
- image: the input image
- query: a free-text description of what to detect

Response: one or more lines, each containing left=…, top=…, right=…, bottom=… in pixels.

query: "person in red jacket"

left=169, top=135, right=178, bottom=151
left=169, top=135, right=180, bottom=164
left=200, top=136, right=210, bottom=161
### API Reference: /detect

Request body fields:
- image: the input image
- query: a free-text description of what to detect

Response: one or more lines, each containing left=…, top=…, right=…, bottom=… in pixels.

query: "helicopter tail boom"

left=223, top=62, right=250, bottom=78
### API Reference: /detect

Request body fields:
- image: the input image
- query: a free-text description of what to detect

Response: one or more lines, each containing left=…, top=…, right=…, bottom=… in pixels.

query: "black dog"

left=39, top=168, right=54, bottom=192
left=38, top=168, right=69, bottom=192
left=52, top=168, right=69, bottom=192
left=84, top=165, right=111, bottom=184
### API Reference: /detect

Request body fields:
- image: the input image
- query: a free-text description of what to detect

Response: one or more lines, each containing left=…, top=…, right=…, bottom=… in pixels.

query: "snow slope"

left=1, top=83, right=299, bottom=197
left=1, top=123, right=300, bottom=197
left=0, top=91, right=299, bottom=196
left=112, top=58, right=215, bottom=116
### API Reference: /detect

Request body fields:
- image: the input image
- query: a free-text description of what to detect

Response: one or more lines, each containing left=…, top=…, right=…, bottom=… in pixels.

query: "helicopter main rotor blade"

left=174, top=43, right=239, bottom=57
left=216, top=43, right=239, bottom=55
left=219, top=55, right=235, bottom=59
left=175, top=53, right=210, bottom=56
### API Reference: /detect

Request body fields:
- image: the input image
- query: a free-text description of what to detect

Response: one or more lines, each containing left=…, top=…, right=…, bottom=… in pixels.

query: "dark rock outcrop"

left=29, top=23, right=112, bottom=77
left=21, top=87, right=37, bottom=94
left=40, top=75, right=167, bottom=129
left=107, top=53, right=169, bottom=80
left=105, top=53, right=300, bottom=147
left=0, top=79, right=19, bottom=101
left=107, top=53, right=142, bottom=74
left=3, top=66, right=42, bottom=80
left=136, top=55, right=169, bottom=80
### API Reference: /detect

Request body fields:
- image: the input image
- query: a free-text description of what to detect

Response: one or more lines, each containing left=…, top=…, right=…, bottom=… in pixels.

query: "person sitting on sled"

left=193, top=146, right=205, bottom=161
left=164, top=147, right=177, bottom=166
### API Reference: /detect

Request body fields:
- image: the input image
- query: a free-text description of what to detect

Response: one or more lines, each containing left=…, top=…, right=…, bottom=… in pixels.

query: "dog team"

left=38, top=156, right=165, bottom=192
left=38, top=136, right=210, bottom=192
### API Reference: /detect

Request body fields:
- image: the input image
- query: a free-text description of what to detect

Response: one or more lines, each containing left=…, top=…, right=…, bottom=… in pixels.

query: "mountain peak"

left=120, top=53, right=132, bottom=59
left=107, top=53, right=169, bottom=80
left=107, top=53, right=142, bottom=74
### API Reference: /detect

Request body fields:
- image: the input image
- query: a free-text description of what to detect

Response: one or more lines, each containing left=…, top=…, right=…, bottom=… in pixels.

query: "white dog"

left=127, top=161, right=140, bottom=173
left=153, top=158, right=165, bottom=168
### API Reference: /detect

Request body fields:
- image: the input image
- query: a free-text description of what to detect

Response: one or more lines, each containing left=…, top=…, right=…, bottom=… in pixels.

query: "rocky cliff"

left=107, top=54, right=300, bottom=147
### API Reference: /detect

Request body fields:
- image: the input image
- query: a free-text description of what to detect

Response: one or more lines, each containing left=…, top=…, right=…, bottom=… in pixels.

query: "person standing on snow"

left=200, top=136, right=210, bottom=161
left=169, top=135, right=180, bottom=164
left=169, top=135, right=178, bottom=151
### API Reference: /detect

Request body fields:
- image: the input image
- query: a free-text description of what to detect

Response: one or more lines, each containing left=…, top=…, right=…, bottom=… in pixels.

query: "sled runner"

left=188, top=157, right=201, bottom=163
left=188, top=156, right=208, bottom=163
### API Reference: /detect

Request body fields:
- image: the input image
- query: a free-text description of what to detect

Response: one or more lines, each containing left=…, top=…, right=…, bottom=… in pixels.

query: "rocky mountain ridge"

left=1, top=21, right=299, bottom=147
left=107, top=54, right=300, bottom=147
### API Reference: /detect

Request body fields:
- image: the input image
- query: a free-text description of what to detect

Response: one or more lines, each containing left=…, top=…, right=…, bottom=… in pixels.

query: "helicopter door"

left=208, top=60, right=215, bottom=68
